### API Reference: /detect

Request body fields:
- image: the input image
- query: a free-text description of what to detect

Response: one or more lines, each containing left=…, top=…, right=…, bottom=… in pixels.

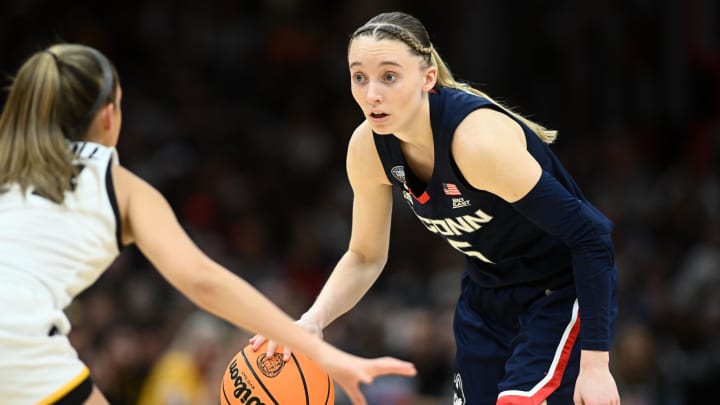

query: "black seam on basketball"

left=289, top=353, right=310, bottom=405
left=241, top=349, right=280, bottom=405
left=324, top=376, right=331, bottom=405
left=221, top=380, right=233, bottom=404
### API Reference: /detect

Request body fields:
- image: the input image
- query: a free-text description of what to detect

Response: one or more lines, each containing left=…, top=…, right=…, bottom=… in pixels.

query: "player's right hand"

left=321, top=352, right=417, bottom=405
left=249, top=315, right=323, bottom=361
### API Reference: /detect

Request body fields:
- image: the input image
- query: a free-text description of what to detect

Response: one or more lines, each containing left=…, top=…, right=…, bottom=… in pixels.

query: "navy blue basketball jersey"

left=373, top=87, right=587, bottom=288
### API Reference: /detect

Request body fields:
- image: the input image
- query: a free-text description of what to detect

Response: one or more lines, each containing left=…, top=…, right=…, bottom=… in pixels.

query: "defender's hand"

left=249, top=316, right=323, bottom=361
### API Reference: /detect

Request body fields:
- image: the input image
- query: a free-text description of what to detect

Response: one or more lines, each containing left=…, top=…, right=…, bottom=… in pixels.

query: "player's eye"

left=352, top=72, right=366, bottom=82
left=383, top=73, right=397, bottom=82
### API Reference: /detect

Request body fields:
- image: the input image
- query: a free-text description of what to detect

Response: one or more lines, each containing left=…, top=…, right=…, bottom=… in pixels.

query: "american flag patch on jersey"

left=442, top=182, right=461, bottom=196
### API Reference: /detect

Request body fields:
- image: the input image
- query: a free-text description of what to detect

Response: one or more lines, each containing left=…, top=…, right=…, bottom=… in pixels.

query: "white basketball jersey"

left=0, top=141, right=122, bottom=321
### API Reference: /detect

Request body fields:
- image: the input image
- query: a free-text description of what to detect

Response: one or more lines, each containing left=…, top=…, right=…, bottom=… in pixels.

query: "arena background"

left=1, top=1, right=718, bottom=404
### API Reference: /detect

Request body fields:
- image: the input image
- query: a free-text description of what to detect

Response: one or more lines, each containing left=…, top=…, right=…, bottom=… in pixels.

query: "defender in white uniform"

left=0, top=142, right=121, bottom=403
left=0, top=44, right=416, bottom=405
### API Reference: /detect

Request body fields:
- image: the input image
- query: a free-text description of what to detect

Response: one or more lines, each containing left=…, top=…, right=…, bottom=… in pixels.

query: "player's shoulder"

left=349, top=120, right=373, bottom=141
left=346, top=120, right=390, bottom=186
left=462, top=106, right=515, bottom=127
left=456, top=108, right=523, bottom=149
left=348, top=120, right=375, bottom=154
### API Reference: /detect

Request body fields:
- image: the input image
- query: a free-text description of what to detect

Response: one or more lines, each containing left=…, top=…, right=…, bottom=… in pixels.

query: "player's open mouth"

left=370, top=112, right=388, bottom=118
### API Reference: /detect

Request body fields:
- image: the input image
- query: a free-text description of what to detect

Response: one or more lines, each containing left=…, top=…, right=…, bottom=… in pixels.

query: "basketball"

left=220, top=341, right=335, bottom=405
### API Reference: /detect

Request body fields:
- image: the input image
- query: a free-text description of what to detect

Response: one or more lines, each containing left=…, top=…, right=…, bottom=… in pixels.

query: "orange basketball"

left=220, top=341, right=335, bottom=405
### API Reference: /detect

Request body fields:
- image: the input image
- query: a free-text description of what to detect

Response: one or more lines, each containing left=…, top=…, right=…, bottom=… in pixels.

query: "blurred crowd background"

left=1, top=0, right=719, bottom=404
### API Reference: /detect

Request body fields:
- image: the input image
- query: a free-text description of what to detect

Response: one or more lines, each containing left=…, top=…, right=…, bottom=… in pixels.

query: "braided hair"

left=349, top=12, right=557, bottom=144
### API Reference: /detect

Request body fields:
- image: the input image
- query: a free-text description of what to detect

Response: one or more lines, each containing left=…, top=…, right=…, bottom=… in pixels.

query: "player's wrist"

left=300, top=309, right=327, bottom=330
left=579, top=349, right=609, bottom=370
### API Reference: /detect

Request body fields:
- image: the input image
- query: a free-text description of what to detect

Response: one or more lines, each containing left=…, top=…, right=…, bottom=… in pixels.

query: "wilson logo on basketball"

left=257, top=352, right=284, bottom=378
left=227, top=359, right=267, bottom=405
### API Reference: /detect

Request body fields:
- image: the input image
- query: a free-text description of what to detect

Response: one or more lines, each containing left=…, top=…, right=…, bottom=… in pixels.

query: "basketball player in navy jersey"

left=0, top=43, right=415, bottom=405
left=251, top=11, right=620, bottom=405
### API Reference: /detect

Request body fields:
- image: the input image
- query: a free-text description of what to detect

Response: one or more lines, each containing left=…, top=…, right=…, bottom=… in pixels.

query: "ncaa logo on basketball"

left=257, top=352, right=284, bottom=378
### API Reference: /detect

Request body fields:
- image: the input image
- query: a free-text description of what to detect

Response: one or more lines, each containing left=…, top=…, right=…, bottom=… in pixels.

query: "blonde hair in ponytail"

left=0, top=44, right=117, bottom=203
left=350, top=12, right=557, bottom=144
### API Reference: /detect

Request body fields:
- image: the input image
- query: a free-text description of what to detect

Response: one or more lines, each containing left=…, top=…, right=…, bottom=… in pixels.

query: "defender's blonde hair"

left=350, top=12, right=557, bottom=144
left=0, top=44, right=118, bottom=203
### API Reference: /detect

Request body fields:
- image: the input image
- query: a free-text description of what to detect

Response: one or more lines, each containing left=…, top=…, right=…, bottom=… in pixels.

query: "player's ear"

left=422, top=65, right=437, bottom=91
left=98, top=103, right=115, bottom=131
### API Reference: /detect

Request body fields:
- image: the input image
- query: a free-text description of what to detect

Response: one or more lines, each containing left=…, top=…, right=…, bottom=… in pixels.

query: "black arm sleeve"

left=512, top=170, right=617, bottom=350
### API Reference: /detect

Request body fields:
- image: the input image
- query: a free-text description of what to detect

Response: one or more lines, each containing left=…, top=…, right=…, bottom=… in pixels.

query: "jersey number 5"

left=447, top=238, right=494, bottom=264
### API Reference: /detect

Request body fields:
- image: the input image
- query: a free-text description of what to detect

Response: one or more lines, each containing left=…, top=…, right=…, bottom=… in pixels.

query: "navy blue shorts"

left=452, top=272, right=588, bottom=405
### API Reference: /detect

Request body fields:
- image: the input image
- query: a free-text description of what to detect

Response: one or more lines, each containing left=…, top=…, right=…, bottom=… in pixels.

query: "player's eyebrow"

left=349, top=60, right=403, bottom=69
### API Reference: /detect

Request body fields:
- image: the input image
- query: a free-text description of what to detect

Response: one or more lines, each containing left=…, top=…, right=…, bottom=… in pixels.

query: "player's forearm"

left=303, top=250, right=385, bottom=329
left=511, top=170, right=617, bottom=350
left=182, top=259, right=339, bottom=361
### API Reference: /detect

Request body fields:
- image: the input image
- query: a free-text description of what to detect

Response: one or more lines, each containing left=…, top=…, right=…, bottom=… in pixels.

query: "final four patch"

left=391, top=166, right=406, bottom=183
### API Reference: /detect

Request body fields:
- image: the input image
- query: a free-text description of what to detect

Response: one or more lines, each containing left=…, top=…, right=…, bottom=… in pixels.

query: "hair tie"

left=44, top=49, right=60, bottom=64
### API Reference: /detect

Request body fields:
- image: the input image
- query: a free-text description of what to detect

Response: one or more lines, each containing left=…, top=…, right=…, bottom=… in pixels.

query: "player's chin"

left=367, top=121, right=394, bottom=135
left=372, top=129, right=394, bottom=135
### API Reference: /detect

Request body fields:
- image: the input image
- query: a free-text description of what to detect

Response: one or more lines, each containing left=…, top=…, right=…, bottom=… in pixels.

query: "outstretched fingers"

left=331, top=356, right=416, bottom=405
left=338, top=379, right=369, bottom=405
left=370, top=357, right=417, bottom=377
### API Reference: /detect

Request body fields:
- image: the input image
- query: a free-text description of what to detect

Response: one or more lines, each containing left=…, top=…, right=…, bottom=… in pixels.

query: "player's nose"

left=365, top=81, right=382, bottom=104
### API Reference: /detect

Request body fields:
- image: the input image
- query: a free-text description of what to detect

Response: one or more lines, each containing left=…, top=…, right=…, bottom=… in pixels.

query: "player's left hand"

left=573, top=351, right=620, bottom=405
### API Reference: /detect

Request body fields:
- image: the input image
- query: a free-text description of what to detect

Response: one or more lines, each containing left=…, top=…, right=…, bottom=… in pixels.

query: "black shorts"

left=452, top=273, right=596, bottom=405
